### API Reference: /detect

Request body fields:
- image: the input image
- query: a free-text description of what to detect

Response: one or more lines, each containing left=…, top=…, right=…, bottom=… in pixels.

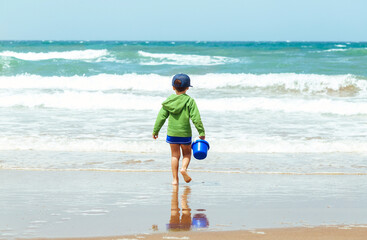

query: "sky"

left=1, top=0, right=366, bottom=41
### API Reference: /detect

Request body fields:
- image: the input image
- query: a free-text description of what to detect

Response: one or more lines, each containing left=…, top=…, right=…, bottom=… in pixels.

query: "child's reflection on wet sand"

left=167, top=185, right=209, bottom=231
left=168, top=185, right=192, bottom=231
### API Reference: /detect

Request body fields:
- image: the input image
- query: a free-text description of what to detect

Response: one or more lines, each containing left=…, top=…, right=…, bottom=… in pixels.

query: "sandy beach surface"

left=1, top=168, right=367, bottom=239
left=30, top=226, right=367, bottom=240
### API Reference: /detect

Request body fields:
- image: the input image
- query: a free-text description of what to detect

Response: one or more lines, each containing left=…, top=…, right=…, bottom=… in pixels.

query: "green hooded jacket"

left=153, top=94, right=205, bottom=137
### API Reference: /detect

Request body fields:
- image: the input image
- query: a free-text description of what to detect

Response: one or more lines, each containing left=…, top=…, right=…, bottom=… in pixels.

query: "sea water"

left=0, top=41, right=367, bottom=174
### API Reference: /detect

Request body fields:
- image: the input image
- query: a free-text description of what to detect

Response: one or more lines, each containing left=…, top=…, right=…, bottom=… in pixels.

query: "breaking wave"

left=194, top=73, right=366, bottom=95
left=1, top=91, right=367, bottom=115
left=0, top=49, right=109, bottom=61
left=316, top=47, right=367, bottom=53
left=0, top=73, right=366, bottom=95
left=138, top=51, right=240, bottom=65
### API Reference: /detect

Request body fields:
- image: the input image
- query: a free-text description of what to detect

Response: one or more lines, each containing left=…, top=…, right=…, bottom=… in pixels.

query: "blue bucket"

left=191, top=139, right=210, bottom=160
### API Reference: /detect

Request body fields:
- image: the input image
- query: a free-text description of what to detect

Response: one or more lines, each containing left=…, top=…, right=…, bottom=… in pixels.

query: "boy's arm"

left=153, top=107, right=169, bottom=136
left=189, top=99, right=205, bottom=137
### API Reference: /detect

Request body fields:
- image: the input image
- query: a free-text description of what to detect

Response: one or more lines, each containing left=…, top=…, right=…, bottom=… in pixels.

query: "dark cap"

left=172, top=73, right=192, bottom=88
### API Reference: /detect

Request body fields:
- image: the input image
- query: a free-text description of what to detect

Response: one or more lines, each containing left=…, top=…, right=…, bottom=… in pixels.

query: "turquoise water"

left=0, top=41, right=367, bottom=173
left=1, top=41, right=367, bottom=76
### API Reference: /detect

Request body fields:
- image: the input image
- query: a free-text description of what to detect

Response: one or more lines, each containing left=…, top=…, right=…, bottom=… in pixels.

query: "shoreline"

left=2, top=166, right=367, bottom=176
left=30, top=225, right=367, bottom=240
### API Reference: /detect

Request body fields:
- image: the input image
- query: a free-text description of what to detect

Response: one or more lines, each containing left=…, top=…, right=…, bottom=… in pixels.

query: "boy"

left=153, top=73, right=205, bottom=185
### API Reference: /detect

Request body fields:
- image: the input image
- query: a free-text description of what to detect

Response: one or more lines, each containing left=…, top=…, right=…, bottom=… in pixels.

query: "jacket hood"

left=162, top=94, right=191, bottom=114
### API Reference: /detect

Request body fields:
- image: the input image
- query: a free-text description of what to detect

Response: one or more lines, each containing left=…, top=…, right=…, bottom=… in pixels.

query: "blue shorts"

left=166, top=136, right=192, bottom=145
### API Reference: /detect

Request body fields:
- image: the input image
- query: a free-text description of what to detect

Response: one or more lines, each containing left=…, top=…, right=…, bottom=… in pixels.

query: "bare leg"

left=180, top=144, right=192, bottom=183
left=170, top=144, right=181, bottom=185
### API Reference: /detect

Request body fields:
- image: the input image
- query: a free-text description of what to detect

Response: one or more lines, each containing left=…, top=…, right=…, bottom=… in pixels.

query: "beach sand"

left=1, top=169, right=367, bottom=239
left=31, top=226, right=367, bottom=240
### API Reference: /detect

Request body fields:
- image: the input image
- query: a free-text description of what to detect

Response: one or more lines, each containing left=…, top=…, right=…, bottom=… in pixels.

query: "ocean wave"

left=323, top=48, right=347, bottom=52
left=194, top=73, right=366, bottom=95
left=316, top=47, right=367, bottom=53
left=0, top=49, right=109, bottom=61
left=0, top=73, right=366, bottom=95
left=0, top=136, right=166, bottom=153
left=1, top=91, right=366, bottom=115
left=138, top=50, right=240, bottom=65
left=0, top=74, right=169, bottom=91
left=199, top=97, right=367, bottom=115
left=0, top=135, right=366, bottom=153
left=212, top=137, right=367, bottom=153
left=0, top=57, right=11, bottom=70
left=0, top=92, right=164, bottom=110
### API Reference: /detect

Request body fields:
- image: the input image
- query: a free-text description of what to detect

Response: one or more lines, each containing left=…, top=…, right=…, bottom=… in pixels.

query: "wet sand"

left=31, top=225, right=367, bottom=240
left=1, top=169, right=367, bottom=239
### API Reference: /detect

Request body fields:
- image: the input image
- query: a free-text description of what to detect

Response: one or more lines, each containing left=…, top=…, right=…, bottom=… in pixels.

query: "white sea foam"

left=0, top=92, right=163, bottom=110
left=81, top=209, right=109, bottom=216
left=0, top=135, right=366, bottom=153
left=138, top=50, right=239, bottom=65
left=0, top=136, right=166, bottom=153
left=323, top=49, right=347, bottom=52
left=314, top=47, right=367, bottom=53
left=0, top=49, right=109, bottom=61
left=313, top=49, right=345, bottom=53
left=194, top=73, right=366, bottom=94
left=0, top=57, right=11, bottom=69
left=0, top=73, right=365, bottom=94
left=0, top=74, right=169, bottom=91
left=199, top=97, right=367, bottom=115
left=210, top=137, right=367, bottom=153
left=0, top=91, right=366, bottom=115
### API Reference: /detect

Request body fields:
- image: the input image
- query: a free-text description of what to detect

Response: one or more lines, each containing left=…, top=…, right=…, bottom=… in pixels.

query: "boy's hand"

left=153, top=134, right=158, bottom=139
left=199, top=136, right=205, bottom=140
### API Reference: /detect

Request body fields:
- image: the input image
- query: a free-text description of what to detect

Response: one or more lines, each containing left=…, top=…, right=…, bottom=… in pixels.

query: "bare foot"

left=172, top=179, right=179, bottom=185
left=180, top=169, right=192, bottom=183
